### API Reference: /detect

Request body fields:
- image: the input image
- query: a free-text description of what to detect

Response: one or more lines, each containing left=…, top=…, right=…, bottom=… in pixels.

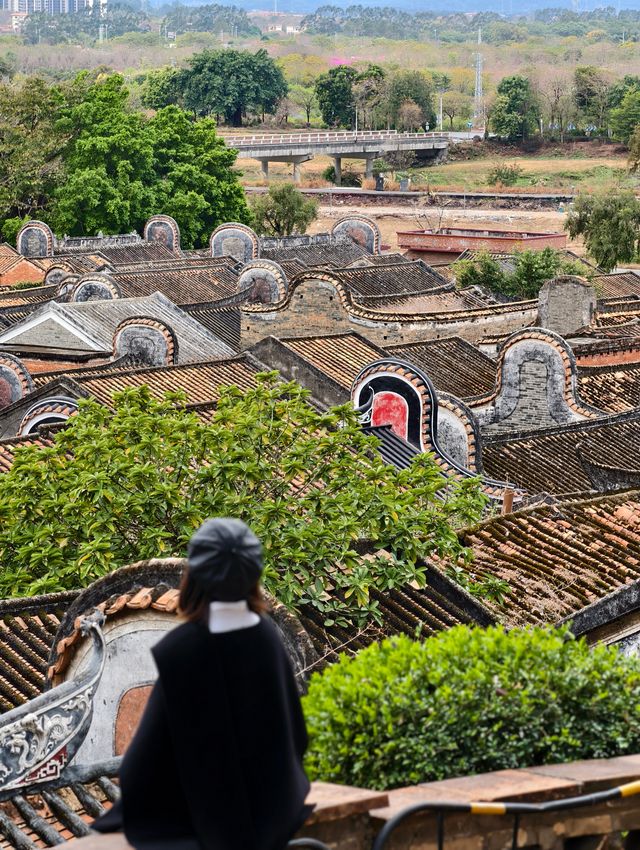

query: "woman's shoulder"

left=152, top=621, right=206, bottom=667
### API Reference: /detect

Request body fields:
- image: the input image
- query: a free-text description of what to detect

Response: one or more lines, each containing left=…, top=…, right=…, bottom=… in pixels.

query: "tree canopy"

left=566, top=192, right=640, bottom=272
left=143, top=49, right=288, bottom=127
left=454, top=248, right=591, bottom=300
left=314, top=65, right=359, bottom=128
left=489, top=75, right=539, bottom=141
left=0, top=379, right=484, bottom=627
left=0, top=72, right=251, bottom=247
left=250, top=183, right=318, bottom=237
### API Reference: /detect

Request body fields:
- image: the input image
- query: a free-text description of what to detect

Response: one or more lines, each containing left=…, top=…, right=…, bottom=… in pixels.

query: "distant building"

left=0, top=0, right=105, bottom=15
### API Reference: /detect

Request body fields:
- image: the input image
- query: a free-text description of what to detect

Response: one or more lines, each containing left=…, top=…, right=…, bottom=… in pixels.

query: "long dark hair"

left=179, top=568, right=269, bottom=624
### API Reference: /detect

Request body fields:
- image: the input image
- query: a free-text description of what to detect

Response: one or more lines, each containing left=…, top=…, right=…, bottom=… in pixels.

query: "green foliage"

left=22, top=5, right=149, bottom=45
left=383, top=70, right=436, bottom=131
left=573, top=65, right=611, bottom=131
left=162, top=4, right=259, bottom=38
left=141, top=68, right=184, bottom=111
left=303, top=624, right=640, bottom=790
left=489, top=75, right=539, bottom=141
left=566, top=192, right=640, bottom=272
left=314, top=64, right=358, bottom=128
left=0, top=72, right=250, bottom=247
left=610, top=89, right=640, bottom=144
left=250, top=183, right=318, bottom=236
left=321, top=165, right=362, bottom=187
left=454, top=248, right=590, bottom=300
left=487, top=162, right=523, bottom=186
left=630, top=126, right=640, bottom=174
left=0, top=379, right=484, bottom=622
left=179, top=49, right=287, bottom=126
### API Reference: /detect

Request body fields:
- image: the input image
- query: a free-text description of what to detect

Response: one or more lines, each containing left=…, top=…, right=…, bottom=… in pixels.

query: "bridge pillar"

left=364, top=154, right=376, bottom=180
left=333, top=156, right=342, bottom=187
left=260, top=160, right=269, bottom=181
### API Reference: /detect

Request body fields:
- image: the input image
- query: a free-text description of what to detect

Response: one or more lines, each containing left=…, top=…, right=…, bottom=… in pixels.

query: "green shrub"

left=487, top=162, right=523, bottom=186
left=321, top=164, right=362, bottom=187
left=303, top=625, right=640, bottom=790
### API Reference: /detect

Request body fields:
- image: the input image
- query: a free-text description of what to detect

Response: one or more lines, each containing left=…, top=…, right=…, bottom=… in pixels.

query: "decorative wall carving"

left=237, top=259, right=288, bottom=305
left=0, top=610, right=105, bottom=793
left=16, top=221, right=54, bottom=258
left=113, top=317, right=178, bottom=366
left=0, top=355, right=33, bottom=410
left=210, top=223, right=259, bottom=263
left=332, top=215, right=381, bottom=255
left=144, top=215, right=181, bottom=253
left=69, top=273, right=122, bottom=303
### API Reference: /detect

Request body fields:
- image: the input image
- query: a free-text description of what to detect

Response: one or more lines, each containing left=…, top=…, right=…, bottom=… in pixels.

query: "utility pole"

left=438, top=91, right=443, bottom=131
left=473, top=28, right=484, bottom=130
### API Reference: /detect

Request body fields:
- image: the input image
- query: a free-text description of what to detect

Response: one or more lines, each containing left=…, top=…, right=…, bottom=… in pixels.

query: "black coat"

left=93, top=617, right=312, bottom=850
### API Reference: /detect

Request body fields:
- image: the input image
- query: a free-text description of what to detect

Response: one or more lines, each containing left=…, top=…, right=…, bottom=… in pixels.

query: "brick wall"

left=0, top=260, right=45, bottom=288
left=241, top=278, right=537, bottom=349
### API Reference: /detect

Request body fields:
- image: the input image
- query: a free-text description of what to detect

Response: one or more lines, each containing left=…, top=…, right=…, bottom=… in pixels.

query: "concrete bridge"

left=222, top=130, right=476, bottom=184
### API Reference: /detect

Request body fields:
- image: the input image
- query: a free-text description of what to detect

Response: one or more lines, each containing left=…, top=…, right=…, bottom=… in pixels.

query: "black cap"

left=187, top=518, right=263, bottom=602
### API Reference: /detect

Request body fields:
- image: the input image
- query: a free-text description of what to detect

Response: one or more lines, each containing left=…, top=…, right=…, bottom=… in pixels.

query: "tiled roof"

left=0, top=244, right=18, bottom=257
left=334, top=261, right=450, bottom=298
left=362, top=423, right=421, bottom=468
left=34, top=253, right=110, bottom=273
left=58, top=243, right=176, bottom=264
left=0, top=256, right=20, bottom=276
left=0, top=761, right=118, bottom=843
left=578, top=363, right=640, bottom=412
left=357, top=288, right=487, bottom=314
left=275, top=332, right=385, bottom=390
left=459, top=489, right=640, bottom=626
left=261, top=239, right=368, bottom=267
left=31, top=355, right=141, bottom=387
left=183, top=305, right=241, bottom=351
left=593, top=272, right=640, bottom=299
left=0, top=294, right=236, bottom=362
left=112, top=265, right=240, bottom=305
left=0, top=591, right=77, bottom=712
left=482, top=409, right=640, bottom=494
left=0, top=285, right=57, bottom=308
left=69, top=355, right=260, bottom=406
left=385, top=337, right=497, bottom=399
left=0, top=434, right=55, bottom=473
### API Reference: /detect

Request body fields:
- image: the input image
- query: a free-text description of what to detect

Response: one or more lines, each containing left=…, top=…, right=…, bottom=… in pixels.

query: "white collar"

left=208, top=600, right=260, bottom=633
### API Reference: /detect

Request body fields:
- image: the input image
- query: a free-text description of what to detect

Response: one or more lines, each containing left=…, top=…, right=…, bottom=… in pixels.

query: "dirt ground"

left=308, top=204, right=578, bottom=253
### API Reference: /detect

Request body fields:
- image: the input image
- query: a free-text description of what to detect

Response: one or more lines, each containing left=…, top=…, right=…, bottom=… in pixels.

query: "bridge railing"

left=220, top=130, right=454, bottom=147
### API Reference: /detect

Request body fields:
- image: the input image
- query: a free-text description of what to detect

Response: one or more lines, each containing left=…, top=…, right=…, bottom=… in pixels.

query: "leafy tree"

left=0, top=76, right=77, bottom=225
left=304, top=625, right=640, bottom=789
left=162, top=4, right=259, bottom=37
left=48, top=74, right=250, bottom=246
left=454, top=248, right=590, bottom=300
left=315, top=65, right=358, bottom=128
left=382, top=70, right=436, bottom=130
left=610, top=89, right=640, bottom=144
left=573, top=65, right=611, bottom=131
left=489, top=75, right=539, bottom=141
left=630, top=126, right=640, bottom=173
left=0, top=380, right=484, bottom=629
left=141, top=68, right=184, bottom=111
left=178, top=49, right=287, bottom=126
left=566, top=192, right=640, bottom=272
left=290, top=85, right=317, bottom=126
left=608, top=75, right=640, bottom=109
left=250, top=183, right=318, bottom=237
left=441, top=91, right=473, bottom=129
left=352, top=64, right=386, bottom=129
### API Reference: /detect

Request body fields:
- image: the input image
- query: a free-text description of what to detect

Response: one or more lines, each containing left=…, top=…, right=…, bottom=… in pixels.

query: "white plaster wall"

left=64, top=611, right=176, bottom=764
